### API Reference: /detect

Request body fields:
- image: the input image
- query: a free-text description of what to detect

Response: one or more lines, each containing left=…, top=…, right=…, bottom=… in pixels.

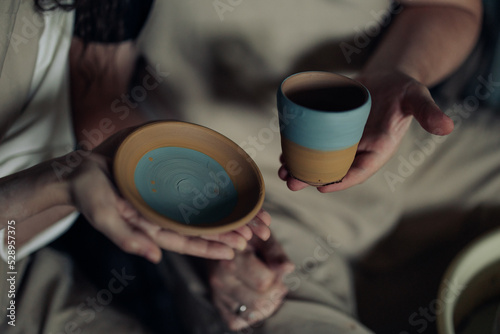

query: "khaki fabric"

left=0, top=248, right=152, bottom=334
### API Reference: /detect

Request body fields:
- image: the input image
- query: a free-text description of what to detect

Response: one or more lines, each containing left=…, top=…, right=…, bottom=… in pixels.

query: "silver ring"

left=235, top=304, right=247, bottom=316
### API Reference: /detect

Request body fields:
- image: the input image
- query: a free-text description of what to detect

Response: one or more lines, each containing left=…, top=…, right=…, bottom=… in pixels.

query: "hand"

left=279, top=70, right=455, bottom=192
left=208, top=235, right=295, bottom=331
left=67, top=127, right=271, bottom=263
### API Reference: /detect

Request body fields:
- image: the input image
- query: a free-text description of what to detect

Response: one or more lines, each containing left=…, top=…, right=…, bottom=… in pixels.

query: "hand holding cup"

left=277, top=71, right=371, bottom=186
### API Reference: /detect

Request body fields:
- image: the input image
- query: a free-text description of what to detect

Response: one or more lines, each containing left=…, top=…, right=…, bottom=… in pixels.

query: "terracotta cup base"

left=281, top=136, right=358, bottom=186
left=288, top=172, right=345, bottom=187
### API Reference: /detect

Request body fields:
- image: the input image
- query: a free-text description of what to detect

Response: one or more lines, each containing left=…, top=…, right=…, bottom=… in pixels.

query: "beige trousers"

left=0, top=248, right=152, bottom=334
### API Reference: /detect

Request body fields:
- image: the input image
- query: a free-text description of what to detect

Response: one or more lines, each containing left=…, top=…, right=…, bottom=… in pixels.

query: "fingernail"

left=233, top=318, right=249, bottom=330
left=224, top=249, right=235, bottom=260
left=433, top=127, right=445, bottom=136
left=146, top=250, right=161, bottom=263
left=237, top=238, right=247, bottom=251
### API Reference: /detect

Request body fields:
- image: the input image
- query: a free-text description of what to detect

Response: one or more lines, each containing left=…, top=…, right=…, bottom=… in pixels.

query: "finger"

left=92, top=205, right=162, bottom=263
left=317, top=150, right=379, bottom=193
left=279, top=165, right=311, bottom=191
left=216, top=285, right=287, bottom=326
left=216, top=291, right=241, bottom=315
left=256, top=235, right=295, bottom=275
left=403, top=83, right=454, bottom=136
left=211, top=265, right=288, bottom=311
left=160, top=233, right=235, bottom=260
left=217, top=210, right=272, bottom=243
left=201, top=231, right=247, bottom=251
left=286, top=177, right=311, bottom=191
left=278, top=165, right=288, bottom=181
left=169, top=236, right=235, bottom=260
left=256, top=209, right=272, bottom=226
left=248, top=211, right=271, bottom=241
left=234, top=287, right=288, bottom=324
left=252, top=284, right=288, bottom=320
left=317, top=130, right=396, bottom=193
left=213, top=297, right=251, bottom=331
left=137, top=222, right=236, bottom=260
left=233, top=251, right=277, bottom=292
left=234, top=224, right=253, bottom=241
left=249, top=220, right=271, bottom=242
left=116, top=199, right=141, bottom=223
left=72, top=162, right=163, bottom=263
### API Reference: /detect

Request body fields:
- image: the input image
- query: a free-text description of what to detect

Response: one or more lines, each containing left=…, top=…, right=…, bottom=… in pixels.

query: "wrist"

left=0, top=154, right=77, bottom=223
left=61, top=150, right=110, bottom=205
left=48, top=150, right=108, bottom=208
left=45, top=153, right=77, bottom=207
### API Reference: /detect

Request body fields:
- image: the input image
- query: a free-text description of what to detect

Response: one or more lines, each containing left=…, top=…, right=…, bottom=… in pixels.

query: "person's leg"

left=355, top=105, right=500, bottom=333
left=252, top=211, right=373, bottom=334
left=50, top=214, right=183, bottom=333
left=159, top=209, right=374, bottom=334
left=0, top=247, right=153, bottom=334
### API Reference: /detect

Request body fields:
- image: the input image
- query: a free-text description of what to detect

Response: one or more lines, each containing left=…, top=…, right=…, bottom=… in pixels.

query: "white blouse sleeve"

left=0, top=212, right=79, bottom=262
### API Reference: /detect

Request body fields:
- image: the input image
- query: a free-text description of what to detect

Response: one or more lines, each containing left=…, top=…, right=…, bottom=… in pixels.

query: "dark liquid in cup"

left=286, top=86, right=366, bottom=112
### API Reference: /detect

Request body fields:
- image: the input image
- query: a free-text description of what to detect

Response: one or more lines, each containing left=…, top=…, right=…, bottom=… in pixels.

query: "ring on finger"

left=234, top=304, right=247, bottom=316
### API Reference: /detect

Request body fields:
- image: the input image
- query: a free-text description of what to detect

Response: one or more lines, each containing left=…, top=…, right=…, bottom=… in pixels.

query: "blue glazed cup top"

left=277, top=71, right=371, bottom=151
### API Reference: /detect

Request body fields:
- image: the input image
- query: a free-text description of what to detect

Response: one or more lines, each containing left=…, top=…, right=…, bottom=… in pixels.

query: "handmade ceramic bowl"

left=113, top=121, right=265, bottom=236
left=277, top=71, right=371, bottom=185
left=437, top=228, right=500, bottom=334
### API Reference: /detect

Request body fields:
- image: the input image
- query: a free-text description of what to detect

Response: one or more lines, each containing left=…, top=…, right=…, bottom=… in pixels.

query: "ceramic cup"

left=277, top=71, right=371, bottom=186
left=437, top=228, right=500, bottom=334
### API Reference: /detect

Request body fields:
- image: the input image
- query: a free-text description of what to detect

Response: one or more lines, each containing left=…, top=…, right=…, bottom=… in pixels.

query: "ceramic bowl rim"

left=436, top=227, right=500, bottom=333
left=113, top=120, right=265, bottom=236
